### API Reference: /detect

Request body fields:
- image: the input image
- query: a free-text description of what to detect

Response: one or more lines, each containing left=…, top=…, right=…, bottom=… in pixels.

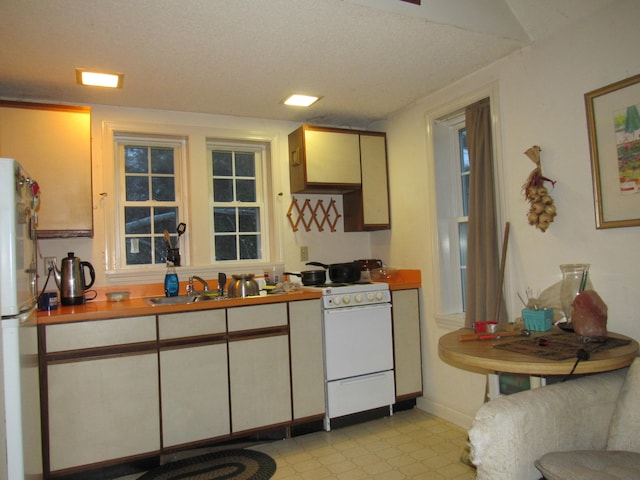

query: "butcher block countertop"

left=38, top=269, right=421, bottom=325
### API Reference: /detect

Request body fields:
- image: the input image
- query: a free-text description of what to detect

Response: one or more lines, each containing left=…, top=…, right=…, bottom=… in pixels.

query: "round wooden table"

left=439, top=327, right=639, bottom=376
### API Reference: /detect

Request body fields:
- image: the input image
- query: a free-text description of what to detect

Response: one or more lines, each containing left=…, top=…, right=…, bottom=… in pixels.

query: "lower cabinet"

left=228, top=303, right=291, bottom=432
left=158, top=310, right=229, bottom=448
left=289, top=299, right=325, bottom=420
left=391, top=289, right=423, bottom=400
left=44, top=316, right=159, bottom=473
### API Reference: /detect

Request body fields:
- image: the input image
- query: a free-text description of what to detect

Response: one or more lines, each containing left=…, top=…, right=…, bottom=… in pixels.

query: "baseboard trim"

left=416, top=396, right=475, bottom=430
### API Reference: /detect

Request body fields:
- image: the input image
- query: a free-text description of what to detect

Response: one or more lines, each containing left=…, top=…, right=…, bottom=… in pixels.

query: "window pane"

left=126, top=237, right=151, bottom=264
left=125, top=147, right=149, bottom=173
left=155, top=239, right=169, bottom=264
left=239, top=207, right=259, bottom=232
left=461, top=174, right=470, bottom=217
left=235, top=152, right=255, bottom=176
left=126, top=176, right=149, bottom=201
left=239, top=234, right=259, bottom=259
left=154, top=207, right=177, bottom=235
left=214, top=208, right=236, bottom=232
left=152, top=176, right=175, bottom=201
left=458, top=221, right=468, bottom=267
left=215, top=235, right=236, bottom=261
left=125, top=207, right=151, bottom=234
left=214, top=179, right=234, bottom=202
left=213, top=151, right=233, bottom=176
left=459, top=221, right=468, bottom=312
left=459, top=129, right=469, bottom=173
left=236, top=179, right=256, bottom=202
left=151, top=148, right=174, bottom=174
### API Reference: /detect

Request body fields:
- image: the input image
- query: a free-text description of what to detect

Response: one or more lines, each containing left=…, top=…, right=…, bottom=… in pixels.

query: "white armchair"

left=468, top=357, right=640, bottom=480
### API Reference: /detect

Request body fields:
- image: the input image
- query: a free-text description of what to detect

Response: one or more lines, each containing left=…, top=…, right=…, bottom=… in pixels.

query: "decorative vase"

left=559, top=263, right=590, bottom=324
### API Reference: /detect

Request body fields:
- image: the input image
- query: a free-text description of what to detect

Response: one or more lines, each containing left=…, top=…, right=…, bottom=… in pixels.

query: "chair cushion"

left=607, top=357, right=640, bottom=451
left=535, top=450, right=640, bottom=480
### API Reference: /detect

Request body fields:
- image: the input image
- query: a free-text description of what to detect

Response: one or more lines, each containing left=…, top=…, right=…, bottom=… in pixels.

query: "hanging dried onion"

left=522, top=146, right=557, bottom=232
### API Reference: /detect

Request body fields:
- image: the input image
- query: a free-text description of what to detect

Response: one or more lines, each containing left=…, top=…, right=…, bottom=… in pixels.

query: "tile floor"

left=118, top=408, right=476, bottom=479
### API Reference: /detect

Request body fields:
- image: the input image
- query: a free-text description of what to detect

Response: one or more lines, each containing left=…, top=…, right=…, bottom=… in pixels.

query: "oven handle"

left=337, top=372, right=389, bottom=385
left=324, top=303, right=391, bottom=314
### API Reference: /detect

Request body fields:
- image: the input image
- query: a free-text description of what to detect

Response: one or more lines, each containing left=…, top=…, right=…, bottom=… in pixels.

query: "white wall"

left=38, top=107, right=372, bottom=286
left=376, top=0, right=640, bottom=427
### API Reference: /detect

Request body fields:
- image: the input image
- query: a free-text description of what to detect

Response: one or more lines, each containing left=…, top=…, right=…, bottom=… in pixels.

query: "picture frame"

left=585, top=73, right=640, bottom=229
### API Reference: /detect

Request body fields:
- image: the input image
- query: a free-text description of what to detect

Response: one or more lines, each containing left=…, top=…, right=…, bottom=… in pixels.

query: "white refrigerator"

left=0, top=158, right=42, bottom=479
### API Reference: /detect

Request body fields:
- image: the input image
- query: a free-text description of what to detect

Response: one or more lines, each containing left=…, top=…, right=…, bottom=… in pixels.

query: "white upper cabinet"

left=0, top=101, right=93, bottom=237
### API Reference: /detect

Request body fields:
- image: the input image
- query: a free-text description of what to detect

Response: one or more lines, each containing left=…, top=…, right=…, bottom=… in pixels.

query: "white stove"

left=314, top=281, right=395, bottom=430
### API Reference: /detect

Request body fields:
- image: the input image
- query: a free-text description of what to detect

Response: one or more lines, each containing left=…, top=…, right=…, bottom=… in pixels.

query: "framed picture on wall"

left=585, top=73, right=640, bottom=229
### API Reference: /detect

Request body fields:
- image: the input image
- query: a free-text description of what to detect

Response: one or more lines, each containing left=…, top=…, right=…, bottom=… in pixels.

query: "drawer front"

left=227, top=303, right=287, bottom=332
left=159, top=309, right=226, bottom=339
left=326, top=371, right=395, bottom=419
left=45, top=316, right=156, bottom=352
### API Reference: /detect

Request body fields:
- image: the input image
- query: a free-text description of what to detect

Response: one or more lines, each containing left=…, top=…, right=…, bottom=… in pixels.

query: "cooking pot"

left=227, top=274, right=259, bottom=298
left=306, top=261, right=361, bottom=284
left=355, top=259, right=383, bottom=270
left=284, top=269, right=326, bottom=286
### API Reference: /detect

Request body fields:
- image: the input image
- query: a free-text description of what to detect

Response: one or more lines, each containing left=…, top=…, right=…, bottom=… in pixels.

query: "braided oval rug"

left=137, top=449, right=276, bottom=480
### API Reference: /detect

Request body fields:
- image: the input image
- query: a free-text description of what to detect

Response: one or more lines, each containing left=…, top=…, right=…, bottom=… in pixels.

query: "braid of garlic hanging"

left=522, top=146, right=557, bottom=232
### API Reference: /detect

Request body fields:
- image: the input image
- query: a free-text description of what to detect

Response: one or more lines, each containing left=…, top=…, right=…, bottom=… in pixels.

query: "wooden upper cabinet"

left=0, top=101, right=93, bottom=238
left=289, top=125, right=361, bottom=193
left=289, top=125, right=391, bottom=231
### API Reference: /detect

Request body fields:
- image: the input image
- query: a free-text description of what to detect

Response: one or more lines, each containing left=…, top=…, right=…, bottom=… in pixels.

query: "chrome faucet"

left=186, top=275, right=210, bottom=294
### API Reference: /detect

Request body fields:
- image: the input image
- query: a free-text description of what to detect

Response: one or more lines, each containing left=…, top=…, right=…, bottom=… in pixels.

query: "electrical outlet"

left=43, top=257, right=56, bottom=275
left=300, top=246, right=309, bottom=262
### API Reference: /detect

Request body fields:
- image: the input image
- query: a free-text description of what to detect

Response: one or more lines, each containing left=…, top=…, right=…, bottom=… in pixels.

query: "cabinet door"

left=47, top=353, right=160, bottom=472
left=160, top=343, right=229, bottom=446
left=289, top=300, right=324, bottom=420
left=158, top=309, right=229, bottom=447
left=392, top=289, right=423, bottom=399
left=360, top=134, right=390, bottom=226
left=0, top=101, right=92, bottom=237
left=304, top=129, right=361, bottom=185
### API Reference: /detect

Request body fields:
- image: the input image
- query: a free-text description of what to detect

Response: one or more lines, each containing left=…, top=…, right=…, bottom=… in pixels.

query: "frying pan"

left=284, top=269, right=326, bottom=286
left=306, top=261, right=361, bottom=284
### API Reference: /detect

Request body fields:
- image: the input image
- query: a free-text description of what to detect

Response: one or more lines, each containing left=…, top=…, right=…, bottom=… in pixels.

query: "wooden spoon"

left=163, top=229, right=172, bottom=249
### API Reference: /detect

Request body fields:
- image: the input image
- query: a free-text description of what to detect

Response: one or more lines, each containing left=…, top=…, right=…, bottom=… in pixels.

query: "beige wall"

left=376, top=0, right=640, bottom=426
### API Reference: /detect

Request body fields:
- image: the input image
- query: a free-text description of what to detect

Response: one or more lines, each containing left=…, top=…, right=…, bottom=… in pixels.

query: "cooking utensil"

left=163, top=229, right=173, bottom=249
left=176, top=222, right=186, bottom=239
left=218, top=272, right=227, bottom=296
left=227, top=274, right=259, bottom=298
left=458, top=329, right=530, bottom=342
left=355, top=259, right=383, bottom=270
left=306, top=261, right=361, bottom=284
left=284, top=269, right=326, bottom=286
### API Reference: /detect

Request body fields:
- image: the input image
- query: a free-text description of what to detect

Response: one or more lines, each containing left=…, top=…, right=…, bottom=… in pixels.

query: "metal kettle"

left=227, top=274, right=259, bottom=298
left=52, top=252, right=96, bottom=306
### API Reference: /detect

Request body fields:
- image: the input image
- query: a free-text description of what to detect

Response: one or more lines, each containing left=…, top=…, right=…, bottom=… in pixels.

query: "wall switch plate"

left=43, top=256, right=56, bottom=275
left=300, top=246, right=309, bottom=262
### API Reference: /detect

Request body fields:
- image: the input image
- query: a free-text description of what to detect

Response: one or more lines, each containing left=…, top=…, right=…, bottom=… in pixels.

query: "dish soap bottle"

left=164, top=261, right=179, bottom=297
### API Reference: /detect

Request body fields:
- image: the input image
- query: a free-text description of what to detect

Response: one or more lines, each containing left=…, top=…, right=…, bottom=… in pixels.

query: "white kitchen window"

left=114, top=135, right=186, bottom=268
left=208, top=141, right=268, bottom=262
left=434, top=113, right=468, bottom=314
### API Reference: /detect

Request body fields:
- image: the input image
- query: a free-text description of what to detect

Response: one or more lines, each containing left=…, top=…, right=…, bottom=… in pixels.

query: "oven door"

left=323, top=303, right=393, bottom=381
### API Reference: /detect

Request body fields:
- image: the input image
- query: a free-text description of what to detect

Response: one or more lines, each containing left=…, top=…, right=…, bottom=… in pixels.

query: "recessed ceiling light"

left=76, top=69, right=123, bottom=88
left=282, top=94, right=321, bottom=107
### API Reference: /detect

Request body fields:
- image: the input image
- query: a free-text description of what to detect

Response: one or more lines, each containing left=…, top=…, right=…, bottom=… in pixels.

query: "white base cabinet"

left=159, top=310, right=229, bottom=448
left=228, top=303, right=291, bottom=433
left=391, top=289, right=423, bottom=400
left=289, top=300, right=325, bottom=420
left=48, top=353, right=160, bottom=471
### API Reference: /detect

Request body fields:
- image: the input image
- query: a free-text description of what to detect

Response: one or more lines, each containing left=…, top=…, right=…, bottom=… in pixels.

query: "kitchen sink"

left=145, top=293, right=221, bottom=306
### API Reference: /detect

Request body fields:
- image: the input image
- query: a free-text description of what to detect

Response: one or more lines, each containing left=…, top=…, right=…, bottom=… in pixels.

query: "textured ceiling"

left=0, top=0, right=615, bottom=128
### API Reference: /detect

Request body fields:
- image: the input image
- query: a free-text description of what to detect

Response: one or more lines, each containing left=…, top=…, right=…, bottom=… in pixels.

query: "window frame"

left=113, top=133, right=188, bottom=270
left=206, top=139, right=270, bottom=264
